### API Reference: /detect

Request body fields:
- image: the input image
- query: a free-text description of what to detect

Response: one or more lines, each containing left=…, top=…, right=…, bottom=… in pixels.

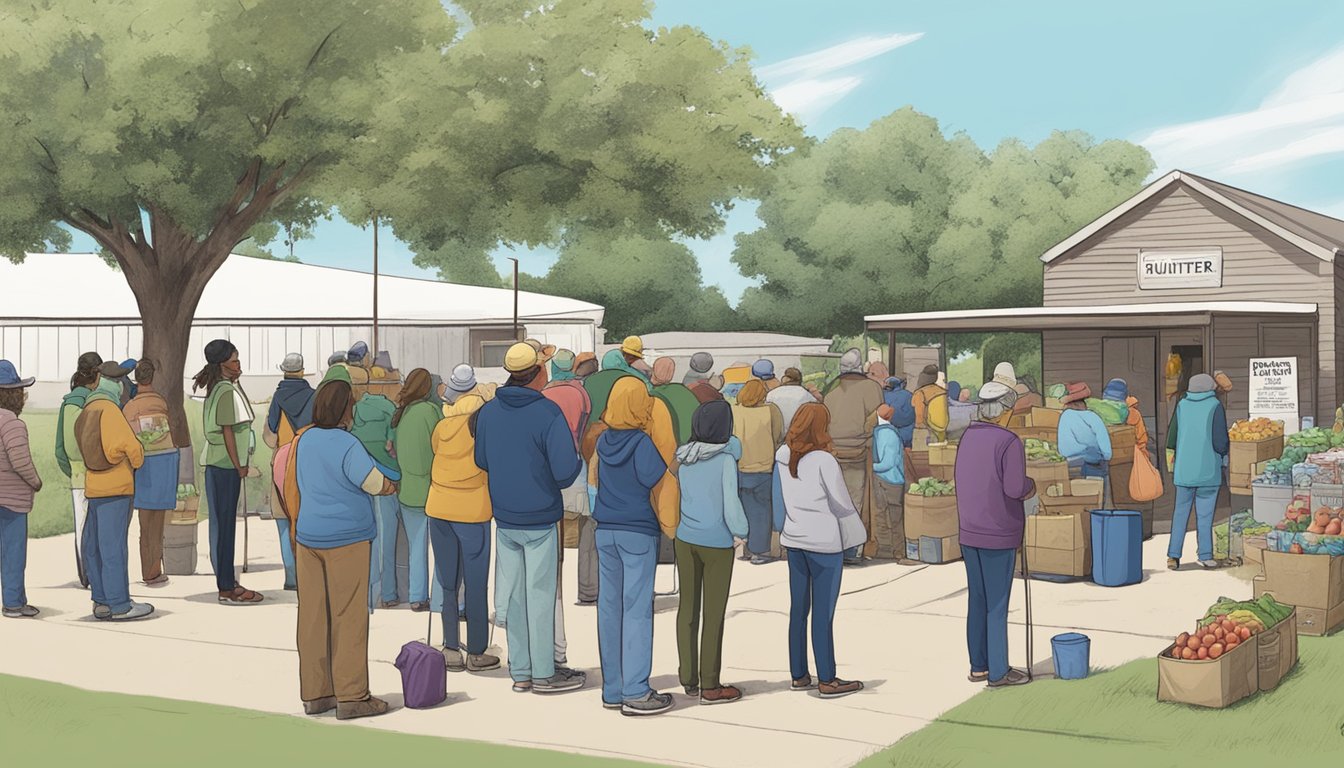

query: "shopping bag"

left=1128, top=449, right=1164, bottom=502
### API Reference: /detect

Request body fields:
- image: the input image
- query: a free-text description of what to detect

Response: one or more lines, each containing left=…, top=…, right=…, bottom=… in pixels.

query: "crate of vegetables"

left=1158, top=596, right=1297, bottom=708
left=1024, top=439, right=1070, bottom=489
left=905, top=478, right=957, bottom=541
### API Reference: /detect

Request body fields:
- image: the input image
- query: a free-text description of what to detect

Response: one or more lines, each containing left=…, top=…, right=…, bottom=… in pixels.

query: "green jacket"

left=55, top=387, right=92, bottom=481
left=653, top=383, right=701, bottom=446
left=352, top=394, right=398, bottom=471
left=393, top=400, right=441, bottom=507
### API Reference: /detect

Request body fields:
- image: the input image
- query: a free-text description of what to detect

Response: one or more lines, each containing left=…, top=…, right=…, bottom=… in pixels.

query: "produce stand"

left=905, top=478, right=958, bottom=564
left=1229, top=419, right=1286, bottom=491
left=1157, top=595, right=1298, bottom=709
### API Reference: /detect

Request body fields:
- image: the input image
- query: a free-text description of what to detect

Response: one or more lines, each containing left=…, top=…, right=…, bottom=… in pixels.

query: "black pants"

left=205, top=465, right=240, bottom=592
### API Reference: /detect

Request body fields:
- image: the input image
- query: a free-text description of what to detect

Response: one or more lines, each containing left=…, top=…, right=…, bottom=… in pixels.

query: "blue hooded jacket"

left=267, top=378, right=316, bottom=434
left=884, top=379, right=916, bottom=448
left=474, top=385, right=582, bottom=529
left=593, top=428, right=667, bottom=537
left=1167, top=390, right=1229, bottom=488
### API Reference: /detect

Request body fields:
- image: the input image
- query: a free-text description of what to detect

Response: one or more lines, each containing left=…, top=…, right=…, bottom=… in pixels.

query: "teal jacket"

left=1166, top=391, right=1230, bottom=488
left=352, top=394, right=398, bottom=471
left=872, top=423, right=905, bottom=486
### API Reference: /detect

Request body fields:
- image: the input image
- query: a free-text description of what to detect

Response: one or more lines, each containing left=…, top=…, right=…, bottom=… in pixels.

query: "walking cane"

left=1020, top=509, right=1034, bottom=682
left=240, top=476, right=249, bottom=574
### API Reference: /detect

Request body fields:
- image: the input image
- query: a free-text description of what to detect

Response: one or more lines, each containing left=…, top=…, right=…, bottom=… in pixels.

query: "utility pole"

left=372, top=213, right=380, bottom=364
left=508, top=257, right=520, bottom=340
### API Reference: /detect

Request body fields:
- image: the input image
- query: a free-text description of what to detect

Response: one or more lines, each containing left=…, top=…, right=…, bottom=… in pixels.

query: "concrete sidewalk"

left=0, top=520, right=1251, bottom=768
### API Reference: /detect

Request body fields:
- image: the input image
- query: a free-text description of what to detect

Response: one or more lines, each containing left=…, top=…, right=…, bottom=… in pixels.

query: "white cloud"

left=1138, top=46, right=1344, bottom=178
left=758, top=32, right=923, bottom=124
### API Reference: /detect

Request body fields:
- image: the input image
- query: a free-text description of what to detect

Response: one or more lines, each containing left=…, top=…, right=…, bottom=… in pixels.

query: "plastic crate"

left=1252, top=482, right=1293, bottom=526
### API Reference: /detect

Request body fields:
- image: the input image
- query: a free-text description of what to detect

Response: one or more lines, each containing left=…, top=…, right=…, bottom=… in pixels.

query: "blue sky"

left=65, top=1, right=1344, bottom=302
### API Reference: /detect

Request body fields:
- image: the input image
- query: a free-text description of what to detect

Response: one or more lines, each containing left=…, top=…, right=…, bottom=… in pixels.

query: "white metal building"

left=1, top=253, right=605, bottom=406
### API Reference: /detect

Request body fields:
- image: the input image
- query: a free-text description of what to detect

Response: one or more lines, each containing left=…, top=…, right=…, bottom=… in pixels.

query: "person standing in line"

left=0, top=360, right=42, bottom=618
left=689, top=373, right=727, bottom=405
left=55, top=352, right=101, bottom=588
left=593, top=378, right=680, bottom=715
left=732, top=380, right=783, bottom=564
left=426, top=366, right=500, bottom=674
left=767, top=368, right=817, bottom=434
left=1056, top=382, right=1112, bottom=501
left=954, top=383, right=1034, bottom=687
left=912, top=365, right=949, bottom=445
left=649, top=358, right=701, bottom=446
left=771, top=403, right=866, bottom=698
left=683, top=351, right=715, bottom=386
left=474, top=342, right=586, bottom=694
left=263, top=353, right=316, bottom=591
left=121, top=360, right=179, bottom=587
left=1166, top=374, right=1230, bottom=570
left=390, top=369, right=440, bottom=615
left=75, top=364, right=152, bottom=620
left=674, top=400, right=747, bottom=704
left=752, top=360, right=781, bottom=392
left=872, top=404, right=913, bottom=563
left=824, top=349, right=885, bottom=566
left=569, top=354, right=602, bottom=607
left=286, top=379, right=396, bottom=720
left=881, top=376, right=916, bottom=449
left=350, top=366, right=412, bottom=610
left=619, top=336, right=653, bottom=381
left=194, top=339, right=264, bottom=605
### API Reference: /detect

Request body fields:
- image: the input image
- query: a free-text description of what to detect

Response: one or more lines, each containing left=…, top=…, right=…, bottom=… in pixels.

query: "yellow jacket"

left=914, top=384, right=949, bottom=443
left=80, top=397, right=145, bottom=499
left=425, top=394, right=492, bottom=523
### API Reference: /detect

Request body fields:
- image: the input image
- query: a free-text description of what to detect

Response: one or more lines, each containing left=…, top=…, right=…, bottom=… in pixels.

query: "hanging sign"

left=1137, top=249, right=1223, bottom=289
left=1249, top=357, right=1299, bottom=434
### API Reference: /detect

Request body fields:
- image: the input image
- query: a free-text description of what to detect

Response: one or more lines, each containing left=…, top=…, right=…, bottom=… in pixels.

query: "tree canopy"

left=733, top=108, right=1155, bottom=336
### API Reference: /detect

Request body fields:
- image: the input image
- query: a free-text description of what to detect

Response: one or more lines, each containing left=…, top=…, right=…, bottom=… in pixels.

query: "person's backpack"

left=394, top=532, right=447, bottom=709
left=73, top=400, right=116, bottom=472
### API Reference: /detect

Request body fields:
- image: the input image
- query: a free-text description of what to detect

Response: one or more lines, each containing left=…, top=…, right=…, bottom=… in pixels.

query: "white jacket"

left=772, top=446, right=867, bottom=554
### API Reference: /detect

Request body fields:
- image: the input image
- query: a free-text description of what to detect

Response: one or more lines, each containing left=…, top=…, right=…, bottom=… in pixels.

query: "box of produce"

left=1024, top=438, right=1065, bottom=463
left=1286, top=426, right=1344, bottom=454
left=1305, top=450, right=1344, bottom=484
left=1029, top=407, right=1061, bottom=429
left=1229, top=418, right=1285, bottom=442
left=906, top=479, right=957, bottom=539
left=1158, top=596, right=1297, bottom=707
left=1012, top=425, right=1057, bottom=444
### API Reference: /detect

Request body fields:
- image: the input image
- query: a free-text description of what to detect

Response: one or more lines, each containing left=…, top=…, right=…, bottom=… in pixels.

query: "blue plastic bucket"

left=1090, top=509, right=1143, bottom=587
left=1051, top=633, right=1090, bottom=680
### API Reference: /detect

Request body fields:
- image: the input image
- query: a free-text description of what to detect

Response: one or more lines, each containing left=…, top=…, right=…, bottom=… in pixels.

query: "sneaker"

left=987, top=668, right=1031, bottom=688
left=410, top=601, right=430, bottom=613
left=303, top=696, right=337, bottom=715
left=106, top=602, right=156, bottom=621
left=603, top=700, right=623, bottom=710
left=512, top=680, right=533, bottom=693
left=143, top=574, right=170, bottom=587
left=533, top=668, right=586, bottom=694
left=442, top=648, right=466, bottom=672
left=1167, top=557, right=1180, bottom=571
left=700, top=685, right=742, bottom=705
left=967, top=670, right=989, bottom=683
left=2, top=605, right=39, bottom=618
left=335, top=696, right=390, bottom=720
left=621, top=691, right=674, bottom=717
left=683, top=685, right=699, bottom=697
left=818, top=679, right=864, bottom=698
left=92, top=603, right=112, bottom=620
left=574, top=599, right=597, bottom=607
left=791, top=675, right=814, bottom=691
left=1198, top=559, right=1221, bottom=569
left=843, top=557, right=863, bottom=567
left=467, top=653, right=500, bottom=672
left=378, top=600, right=401, bottom=609
left=750, top=555, right=773, bottom=565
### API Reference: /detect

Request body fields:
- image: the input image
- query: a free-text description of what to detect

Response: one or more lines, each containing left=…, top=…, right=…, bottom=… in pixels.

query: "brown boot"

left=818, top=679, right=863, bottom=698
left=700, top=685, right=743, bottom=705
left=303, top=696, right=337, bottom=715
left=336, top=696, right=390, bottom=720
left=467, top=652, right=501, bottom=672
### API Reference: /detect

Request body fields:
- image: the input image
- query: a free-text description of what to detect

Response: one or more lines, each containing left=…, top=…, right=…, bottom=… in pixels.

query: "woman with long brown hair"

left=389, top=368, right=440, bottom=612
left=770, top=402, right=866, bottom=698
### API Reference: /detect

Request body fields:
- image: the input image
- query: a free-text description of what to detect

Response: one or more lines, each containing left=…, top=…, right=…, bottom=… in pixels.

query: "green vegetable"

left=1084, top=398, right=1129, bottom=425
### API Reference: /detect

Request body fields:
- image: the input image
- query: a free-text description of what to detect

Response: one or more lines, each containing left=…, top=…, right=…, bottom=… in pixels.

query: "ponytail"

left=391, top=368, right=433, bottom=429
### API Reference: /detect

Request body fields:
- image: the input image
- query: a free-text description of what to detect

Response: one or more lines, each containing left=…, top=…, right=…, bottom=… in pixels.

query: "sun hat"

left=0, top=360, right=34, bottom=389
left=1188, top=373, right=1216, bottom=394
left=279, top=353, right=305, bottom=374
left=620, top=335, right=644, bottom=360
left=99, top=360, right=134, bottom=379
left=523, top=338, right=556, bottom=365
left=1060, top=382, right=1092, bottom=404
left=992, top=362, right=1017, bottom=389
left=504, top=342, right=539, bottom=374
left=689, top=352, right=714, bottom=373
left=839, top=348, right=863, bottom=374
left=751, top=359, right=776, bottom=380
left=976, top=381, right=1015, bottom=403
left=448, top=364, right=478, bottom=393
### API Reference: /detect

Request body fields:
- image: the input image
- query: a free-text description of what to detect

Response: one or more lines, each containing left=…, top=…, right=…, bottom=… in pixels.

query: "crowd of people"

left=0, top=337, right=1238, bottom=711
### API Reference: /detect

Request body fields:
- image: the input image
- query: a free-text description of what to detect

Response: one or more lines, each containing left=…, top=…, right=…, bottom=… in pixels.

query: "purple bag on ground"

left=395, top=640, right=446, bottom=709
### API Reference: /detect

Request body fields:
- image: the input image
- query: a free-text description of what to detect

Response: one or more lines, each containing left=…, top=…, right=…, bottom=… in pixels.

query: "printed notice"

left=1249, top=357, right=1299, bottom=434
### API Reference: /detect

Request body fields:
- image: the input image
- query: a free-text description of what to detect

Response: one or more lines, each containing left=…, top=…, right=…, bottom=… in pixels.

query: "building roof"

left=0, top=253, right=604, bottom=325
left=632, top=331, right=834, bottom=351
left=866, top=301, right=1318, bottom=332
left=1040, top=170, right=1344, bottom=264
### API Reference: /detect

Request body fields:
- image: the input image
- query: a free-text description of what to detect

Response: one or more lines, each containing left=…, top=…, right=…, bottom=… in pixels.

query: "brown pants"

left=873, top=479, right=906, bottom=560
left=297, top=541, right=372, bottom=704
left=138, top=509, right=167, bottom=582
left=837, top=459, right=878, bottom=558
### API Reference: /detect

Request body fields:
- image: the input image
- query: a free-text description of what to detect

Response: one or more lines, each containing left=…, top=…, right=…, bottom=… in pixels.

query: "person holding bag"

left=771, top=402, right=866, bottom=699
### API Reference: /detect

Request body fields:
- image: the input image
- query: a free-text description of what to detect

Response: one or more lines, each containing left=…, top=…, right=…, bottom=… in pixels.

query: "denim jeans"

left=1168, top=485, right=1218, bottom=561
left=84, top=496, right=134, bottom=614
left=0, top=505, right=28, bottom=609
left=962, top=545, right=1016, bottom=683
left=786, top=548, right=843, bottom=682
left=204, top=465, right=240, bottom=593
left=738, top=473, right=773, bottom=556
left=596, top=527, right=659, bottom=704
left=495, top=526, right=559, bottom=683
left=274, top=518, right=297, bottom=589
left=429, top=519, right=491, bottom=655
left=374, top=503, right=430, bottom=604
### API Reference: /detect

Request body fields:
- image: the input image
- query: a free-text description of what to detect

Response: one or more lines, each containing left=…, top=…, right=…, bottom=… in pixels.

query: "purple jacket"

left=954, top=422, right=1033, bottom=550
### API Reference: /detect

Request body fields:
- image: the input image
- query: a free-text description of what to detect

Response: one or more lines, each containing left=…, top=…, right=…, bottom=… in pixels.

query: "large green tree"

left=734, top=108, right=1154, bottom=336
left=0, top=0, right=799, bottom=443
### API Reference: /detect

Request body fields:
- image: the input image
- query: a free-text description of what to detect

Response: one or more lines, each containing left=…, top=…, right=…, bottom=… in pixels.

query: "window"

left=478, top=341, right=513, bottom=369
left=470, top=326, right=522, bottom=368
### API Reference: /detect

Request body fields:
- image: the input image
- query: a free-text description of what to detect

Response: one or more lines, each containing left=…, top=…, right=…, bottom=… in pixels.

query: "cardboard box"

left=906, top=494, right=958, bottom=539
left=1107, top=425, right=1136, bottom=464
left=918, top=534, right=960, bottom=564
left=929, top=443, right=958, bottom=467
left=1030, top=407, right=1061, bottom=429
left=1256, top=609, right=1300, bottom=692
left=1109, top=461, right=1136, bottom=505
left=1027, top=460, right=1070, bottom=491
left=1023, top=510, right=1091, bottom=577
left=931, top=465, right=955, bottom=482
left=1260, top=550, right=1344, bottom=610
left=1044, top=397, right=1064, bottom=410
left=1011, top=425, right=1058, bottom=443
left=1244, top=535, right=1267, bottom=566
left=911, top=428, right=931, bottom=453
left=1253, top=567, right=1344, bottom=637
left=1039, top=478, right=1104, bottom=517
left=1230, top=435, right=1285, bottom=478
left=1157, top=632, right=1258, bottom=708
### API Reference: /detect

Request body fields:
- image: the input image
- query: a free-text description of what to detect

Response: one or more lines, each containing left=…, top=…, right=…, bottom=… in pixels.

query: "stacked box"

left=1229, top=436, right=1285, bottom=490
left=905, top=494, right=958, bottom=564
left=1252, top=550, right=1344, bottom=636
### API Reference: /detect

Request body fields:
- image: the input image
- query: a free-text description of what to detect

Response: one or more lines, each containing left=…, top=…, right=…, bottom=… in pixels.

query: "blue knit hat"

left=1102, top=378, right=1129, bottom=402
left=751, top=359, right=776, bottom=380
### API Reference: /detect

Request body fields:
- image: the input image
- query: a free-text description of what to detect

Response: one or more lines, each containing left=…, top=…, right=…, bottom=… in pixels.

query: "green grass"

left=859, top=636, right=1344, bottom=768
left=23, top=399, right=275, bottom=538
left=947, top=353, right=982, bottom=397
left=0, top=674, right=658, bottom=767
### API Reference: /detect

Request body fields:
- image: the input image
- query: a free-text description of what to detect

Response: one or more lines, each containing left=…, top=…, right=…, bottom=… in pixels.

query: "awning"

left=865, top=301, right=1318, bottom=333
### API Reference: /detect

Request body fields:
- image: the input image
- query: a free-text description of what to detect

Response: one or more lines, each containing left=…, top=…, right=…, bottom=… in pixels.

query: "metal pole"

left=372, top=213, right=380, bottom=363
left=509, top=257, right=520, bottom=340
